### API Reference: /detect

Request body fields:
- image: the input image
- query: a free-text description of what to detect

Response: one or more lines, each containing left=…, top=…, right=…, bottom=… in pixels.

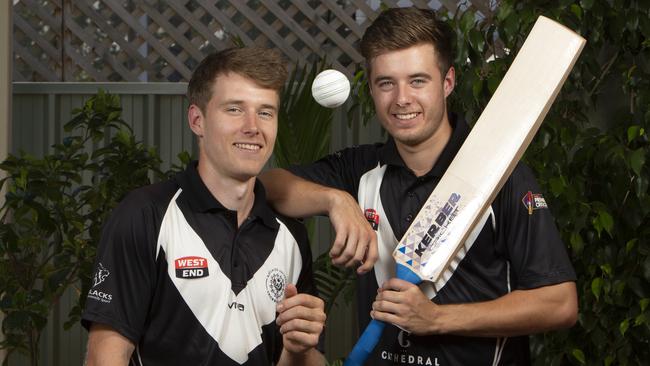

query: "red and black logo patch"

left=175, top=256, right=209, bottom=279
left=364, top=208, right=379, bottom=230
left=521, top=191, right=548, bottom=215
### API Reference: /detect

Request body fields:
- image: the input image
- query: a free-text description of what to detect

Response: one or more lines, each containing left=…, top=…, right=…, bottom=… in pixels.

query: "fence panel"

left=13, top=0, right=495, bottom=81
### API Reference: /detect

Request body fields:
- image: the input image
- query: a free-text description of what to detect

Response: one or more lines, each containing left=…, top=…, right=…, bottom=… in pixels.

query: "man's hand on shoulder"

left=326, top=190, right=378, bottom=274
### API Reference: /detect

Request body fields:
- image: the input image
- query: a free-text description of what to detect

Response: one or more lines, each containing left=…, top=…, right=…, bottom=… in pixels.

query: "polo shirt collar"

left=378, top=113, right=470, bottom=178
left=176, top=161, right=279, bottom=229
left=250, top=182, right=280, bottom=229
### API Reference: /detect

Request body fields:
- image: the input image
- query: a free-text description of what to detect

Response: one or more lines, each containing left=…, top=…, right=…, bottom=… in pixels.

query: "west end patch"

left=175, top=256, right=209, bottom=279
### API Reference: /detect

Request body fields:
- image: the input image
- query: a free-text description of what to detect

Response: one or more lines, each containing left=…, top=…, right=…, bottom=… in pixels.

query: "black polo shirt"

left=289, top=115, right=576, bottom=365
left=82, top=162, right=316, bottom=365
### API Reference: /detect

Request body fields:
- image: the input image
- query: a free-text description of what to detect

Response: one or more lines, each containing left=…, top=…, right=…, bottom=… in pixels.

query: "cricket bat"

left=344, top=16, right=586, bottom=366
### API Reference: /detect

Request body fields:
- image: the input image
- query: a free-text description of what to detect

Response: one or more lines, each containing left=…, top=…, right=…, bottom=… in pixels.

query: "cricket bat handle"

left=344, top=318, right=385, bottom=366
left=344, top=264, right=422, bottom=366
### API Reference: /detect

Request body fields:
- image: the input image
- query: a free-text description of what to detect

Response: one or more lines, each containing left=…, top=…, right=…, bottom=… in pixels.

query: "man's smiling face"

left=369, top=43, right=454, bottom=150
left=189, top=72, right=279, bottom=182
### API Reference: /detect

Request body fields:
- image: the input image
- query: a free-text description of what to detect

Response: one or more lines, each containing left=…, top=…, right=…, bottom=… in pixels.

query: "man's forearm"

left=429, top=281, right=578, bottom=337
left=259, top=168, right=340, bottom=218
left=260, top=168, right=379, bottom=272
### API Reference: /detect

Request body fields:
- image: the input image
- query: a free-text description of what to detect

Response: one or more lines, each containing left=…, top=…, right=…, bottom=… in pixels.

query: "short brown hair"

left=360, top=7, right=455, bottom=76
left=187, top=47, right=288, bottom=112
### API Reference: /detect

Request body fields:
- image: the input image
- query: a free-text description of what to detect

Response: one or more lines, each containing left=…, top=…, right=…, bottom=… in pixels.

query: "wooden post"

left=0, top=0, right=12, bottom=362
left=0, top=0, right=11, bottom=334
left=0, top=0, right=12, bottom=162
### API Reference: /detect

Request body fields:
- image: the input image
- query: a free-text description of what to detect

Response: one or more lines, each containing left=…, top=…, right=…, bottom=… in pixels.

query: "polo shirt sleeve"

left=287, top=144, right=380, bottom=197
left=81, top=189, right=160, bottom=344
left=495, top=163, right=577, bottom=290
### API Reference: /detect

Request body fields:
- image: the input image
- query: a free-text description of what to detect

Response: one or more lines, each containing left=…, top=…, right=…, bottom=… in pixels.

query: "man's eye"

left=226, top=107, right=242, bottom=113
left=412, top=79, right=426, bottom=86
left=378, top=81, right=393, bottom=89
left=259, top=111, right=274, bottom=119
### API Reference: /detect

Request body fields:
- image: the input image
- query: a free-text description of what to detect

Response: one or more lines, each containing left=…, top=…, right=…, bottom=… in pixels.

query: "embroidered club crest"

left=265, top=268, right=287, bottom=303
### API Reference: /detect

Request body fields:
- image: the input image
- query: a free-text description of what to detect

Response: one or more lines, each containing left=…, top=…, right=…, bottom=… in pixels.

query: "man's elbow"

left=557, top=303, right=578, bottom=329
left=555, top=281, right=579, bottom=329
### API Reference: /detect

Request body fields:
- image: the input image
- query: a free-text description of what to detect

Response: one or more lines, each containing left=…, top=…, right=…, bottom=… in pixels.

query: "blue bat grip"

left=344, top=319, right=385, bottom=366
left=344, top=264, right=422, bottom=366
left=396, top=263, right=422, bottom=285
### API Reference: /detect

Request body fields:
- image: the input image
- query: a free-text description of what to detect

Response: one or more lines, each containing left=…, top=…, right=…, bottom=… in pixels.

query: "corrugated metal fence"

left=10, top=82, right=384, bottom=365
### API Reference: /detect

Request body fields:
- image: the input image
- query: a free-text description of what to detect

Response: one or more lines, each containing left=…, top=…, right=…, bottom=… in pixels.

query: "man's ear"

left=187, top=104, right=204, bottom=138
left=443, top=66, right=455, bottom=98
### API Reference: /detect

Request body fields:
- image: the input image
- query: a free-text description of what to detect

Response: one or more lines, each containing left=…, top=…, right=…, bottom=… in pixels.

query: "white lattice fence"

left=12, top=0, right=494, bottom=82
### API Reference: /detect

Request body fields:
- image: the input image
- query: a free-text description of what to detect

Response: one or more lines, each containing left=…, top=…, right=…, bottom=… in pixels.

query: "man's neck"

left=396, top=118, right=453, bottom=177
left=196, top=161, right=256, bottom=227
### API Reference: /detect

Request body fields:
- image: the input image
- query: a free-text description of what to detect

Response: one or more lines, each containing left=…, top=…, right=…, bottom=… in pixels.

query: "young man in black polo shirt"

left=82, top=47, right=326, bottom=366
left=260, top=7, right=577, bottom=365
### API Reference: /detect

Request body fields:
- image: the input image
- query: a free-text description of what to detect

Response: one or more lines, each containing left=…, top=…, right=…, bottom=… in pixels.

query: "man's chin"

left=393, top=133, right=426, bottom=147
left=232, top=167, right=266, bottom=182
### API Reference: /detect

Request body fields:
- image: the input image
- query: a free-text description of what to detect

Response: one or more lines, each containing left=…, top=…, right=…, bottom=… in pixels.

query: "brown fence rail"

left=13, top=0, right=495, bottom=82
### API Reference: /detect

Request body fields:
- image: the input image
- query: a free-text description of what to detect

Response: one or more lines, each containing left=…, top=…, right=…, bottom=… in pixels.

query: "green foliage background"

left=0, top=91, right=163, bottom=364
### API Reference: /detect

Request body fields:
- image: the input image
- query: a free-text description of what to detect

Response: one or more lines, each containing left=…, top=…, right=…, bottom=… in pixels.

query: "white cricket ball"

left=311, top=69, right=351, bottom=108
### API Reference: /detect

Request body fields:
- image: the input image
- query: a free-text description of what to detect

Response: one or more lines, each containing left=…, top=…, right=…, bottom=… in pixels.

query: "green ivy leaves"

left=0, top=90, right=163, bottom=362
left=445, top=1, right=649, bottom=364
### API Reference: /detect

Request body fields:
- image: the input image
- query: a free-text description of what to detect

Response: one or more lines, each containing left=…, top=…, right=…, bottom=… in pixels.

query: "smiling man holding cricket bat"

left=260, top=7, right=579, bottom=365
